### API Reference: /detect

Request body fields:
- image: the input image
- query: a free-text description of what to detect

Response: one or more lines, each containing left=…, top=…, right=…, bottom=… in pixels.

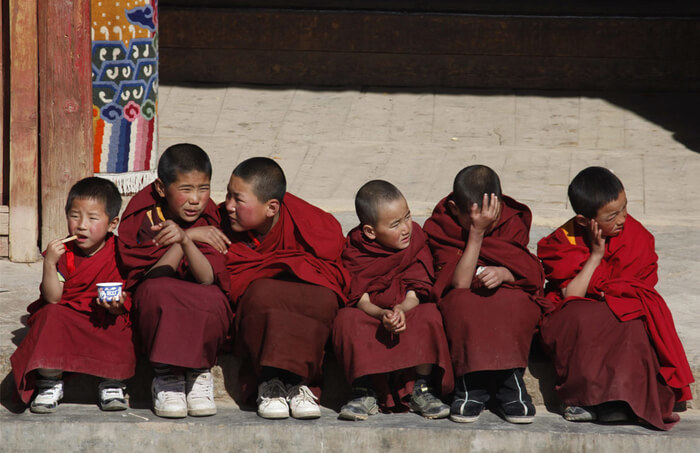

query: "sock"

left=152, top=363, right=172, bottom=376
left=414, top=373, right=431, bottom=391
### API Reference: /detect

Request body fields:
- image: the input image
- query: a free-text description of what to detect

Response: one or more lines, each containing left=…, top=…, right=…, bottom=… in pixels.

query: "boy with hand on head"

left=333, top=180, right=453, bottom=421
left=213, top=157, right=348, bottom=420
left=11, top=177, right=135, bottom=413
left=423, top=165, right=549, bottom=424
left=537, top=166, right=693, bottom=430
left=117, top=144, right=232, bottom=419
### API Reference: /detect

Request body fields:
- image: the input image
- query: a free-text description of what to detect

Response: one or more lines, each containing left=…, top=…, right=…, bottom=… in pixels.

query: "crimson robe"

left=221, top=193, right=349, bottom=400
left=117, top=184, right=231, bottom=369
left=537, top=215, right=693, bottom=429
left=333, top=223, right=454, bottom=410
left=423, top=195, right=546, bottom=376
left=11, top=235, right=136, bottom=404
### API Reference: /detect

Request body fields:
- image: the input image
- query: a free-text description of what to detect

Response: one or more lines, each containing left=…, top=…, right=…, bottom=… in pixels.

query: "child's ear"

left=574, top=214, right=590, bottom=228
left=154, top=178, right=167, bottom=198
left=107, top=216, right=120, bottom=233
left=447, top=199, right=459, bottom=217
left=265, top=198, right=280, bottom=218
left=362, top=224, right=376, bottom=240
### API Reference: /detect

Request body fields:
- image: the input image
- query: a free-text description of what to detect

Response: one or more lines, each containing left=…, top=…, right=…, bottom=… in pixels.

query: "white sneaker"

left=98, top=380, right=128, bottom=411
left=152, top=374, right=187, bottom=418
left=287, top=384, right=321, bottom=419
left=30, top=379, right=64, bottom=414
left=185, top=369, right=216, bottom=417
left=257, top=378, right=289, bottom=419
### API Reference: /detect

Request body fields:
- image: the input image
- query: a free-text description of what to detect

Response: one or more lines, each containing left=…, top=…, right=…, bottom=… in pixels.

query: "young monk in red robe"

left=424, top=165, right=548, bottom=424
left=11, top=177, right=135, bottom=413
left=537, top=166, right=693, bottom=430
left=198, top=157, right=348, bottom=420
left=333, top=180, right=453, bottom=421
left=117, top=144, right=231, bottom=419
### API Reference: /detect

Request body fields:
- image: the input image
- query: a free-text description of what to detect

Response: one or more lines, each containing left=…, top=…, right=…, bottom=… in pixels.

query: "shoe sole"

left=188, top=407, right=217, bottom=417
left=291, top=411, right=321, bottom=420
left=30, top=405, right=57, bottom=414
left=409, top=401, right=450, bottom=420
left=154, top=408, right=188, bottom=418
left=564, top=414, right=596, bottom=422
left=449, top=413, right=480, bottom=423
left=503, top=415, right=535, bottom=424
left=100, top=400, right=128, bottom=411
left=338, top=405, right=378, bottom=421
left=258, top=410, right=289, bottom=419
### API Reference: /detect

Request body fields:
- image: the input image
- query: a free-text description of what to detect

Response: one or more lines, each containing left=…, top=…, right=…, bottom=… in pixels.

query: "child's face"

left=155, top=170, right=211, bottom=224
left=592, top=190, right=628, bottom=238
left=224, top=175, right=277, bottom=233
left=363, top=197, right=413, bottom=250
left=66, top=197, right=118, bottom=256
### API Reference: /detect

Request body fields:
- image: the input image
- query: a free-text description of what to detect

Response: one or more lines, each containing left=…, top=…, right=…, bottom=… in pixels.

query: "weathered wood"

left=8, top=0, right=39, bottom=262
left=160, top=48, right=700, bottom=91
left=38, top=0, right=92, bottom=249
left=160, top=9, right=700, bottom=60
left=158, top=8, right=700, bottom=90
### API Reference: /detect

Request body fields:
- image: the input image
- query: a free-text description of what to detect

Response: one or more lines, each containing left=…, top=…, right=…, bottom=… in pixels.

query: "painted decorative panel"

left=91, top=0, right=157, bottom=194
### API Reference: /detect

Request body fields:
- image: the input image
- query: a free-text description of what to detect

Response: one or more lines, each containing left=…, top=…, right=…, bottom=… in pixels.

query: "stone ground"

left=1, top=86, right=700, bottom=451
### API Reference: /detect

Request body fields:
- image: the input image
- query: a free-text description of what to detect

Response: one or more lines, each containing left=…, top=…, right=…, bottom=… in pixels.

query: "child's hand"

left=381, top=307, right=406, bottom=334
left=95, top=294, right=126, bottom=315
left=476, top=266, right=514, bottom=289
left=187, top=226, right=230, bottom=254
left=588, top=220, right=605, bottom=259
left=44, top=239, right=67, bottom=266
left=469, top=193, right=502, bottom=234
left=151, top=220, right=188, bottom=247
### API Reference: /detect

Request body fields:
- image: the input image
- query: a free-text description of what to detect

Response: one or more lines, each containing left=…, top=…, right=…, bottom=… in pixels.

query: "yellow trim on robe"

left=560, top=219, right=578, bottom=246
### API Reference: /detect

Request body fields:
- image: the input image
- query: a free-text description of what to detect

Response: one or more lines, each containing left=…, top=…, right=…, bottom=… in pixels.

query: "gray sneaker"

left=563, top=405, right=597, bottom=422
left=409, top=383, right=449, bottom=419
left=339, top=388, right=379, bottom=421
left=98, top=380, right=128, bottom=411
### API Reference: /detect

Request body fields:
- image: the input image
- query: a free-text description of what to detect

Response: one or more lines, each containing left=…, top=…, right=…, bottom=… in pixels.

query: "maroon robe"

left=333, top=223, right=453, bottom=410
left=221, top=193, right=349, bottom=399
left=537, top=215, right=693, bottom=430
left=11, top=235, right=136, bottom=404
left=117, top=184, right=231, bottom=369
left=423, top=195, right=547, bottom=376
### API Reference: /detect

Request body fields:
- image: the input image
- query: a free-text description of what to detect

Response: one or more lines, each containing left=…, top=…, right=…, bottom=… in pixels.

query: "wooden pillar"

left=38, top=0, right=92, bottom=249
left=8, top=0, right=39, bottom=262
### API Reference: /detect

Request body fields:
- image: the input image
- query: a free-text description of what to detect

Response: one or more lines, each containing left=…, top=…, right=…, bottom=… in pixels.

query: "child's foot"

left=185, top=369, right=216, bottom=417
left=498, top=400, right=536, bottom=424
left=338, top=388, right=378, bottom=421
left=257, top=378, right=289, bottom=419
left=98, top=380, right=128, bottom=411
left=449, top=399, right=484, bottom=423
left=152, top=373, right=187, bottom=418
left=30, top=378, right=64, bottom=414
left=287, top=384, right=321, bottom=419
left=563, top=405, right=597, bottom=422
left=409, top=383, right=449, bottom=419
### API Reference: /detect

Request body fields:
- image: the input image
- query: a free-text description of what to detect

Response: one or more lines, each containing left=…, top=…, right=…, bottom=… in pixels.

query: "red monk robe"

left=221, top=193, right=348, bottom=400
left=333, top=223, right=454, bottom=410
left=11, top=235, right=136, bottom=404
left=423, top=195, right=549, bottom=376
left=117, top=183, right=231, bottom=369
left=537, top=215, right=693, bottom=430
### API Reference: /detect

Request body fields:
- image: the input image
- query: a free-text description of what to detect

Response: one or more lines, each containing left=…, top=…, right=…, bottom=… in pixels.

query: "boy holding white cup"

left=11, top=177, right=136, bottom=413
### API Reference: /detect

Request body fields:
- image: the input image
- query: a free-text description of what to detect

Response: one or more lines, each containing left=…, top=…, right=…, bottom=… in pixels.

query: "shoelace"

left=101, top=387, right=124, bottom=400
left=157, top=376, right=184, bottom=401
left=35, top=385, right=61, bottom=402
left=288, top=385, right=317, bottom=404
left=188, top=373, right=213, bottom=399
left=261, top=379, right=287, bottom=400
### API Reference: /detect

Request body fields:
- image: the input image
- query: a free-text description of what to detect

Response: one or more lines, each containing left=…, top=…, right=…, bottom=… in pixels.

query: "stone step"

left=2, top=404, right=699, bottom=452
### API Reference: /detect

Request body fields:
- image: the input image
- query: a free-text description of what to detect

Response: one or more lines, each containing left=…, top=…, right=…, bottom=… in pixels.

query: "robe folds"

left=221, top=193, right=349, bottom=398
left=333, top=224, right=454, bottom=409
left=11, top=235, right=136, bottom=404
left=537, top=215, right=693, bottom=430
left=423, top=195, right=547, bottom=376
left=117, top=184, right=231, bottom=368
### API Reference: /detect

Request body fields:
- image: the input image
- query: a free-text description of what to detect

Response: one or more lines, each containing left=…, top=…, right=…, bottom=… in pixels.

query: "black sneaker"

left=450, top=398, right=485, bottom=423
left=498, top=400, right=536, bottom=424
left=597, top=402, right=631, bottom=423
left=98, top=380, right=128, bottom=411
left=338, top=388, right=379, bottom=421
left=409, top=384, right=449, bottom=419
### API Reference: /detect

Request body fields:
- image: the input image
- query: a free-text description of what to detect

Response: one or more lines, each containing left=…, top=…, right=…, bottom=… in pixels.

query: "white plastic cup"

left=97, top=282, right=123, bottom=303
